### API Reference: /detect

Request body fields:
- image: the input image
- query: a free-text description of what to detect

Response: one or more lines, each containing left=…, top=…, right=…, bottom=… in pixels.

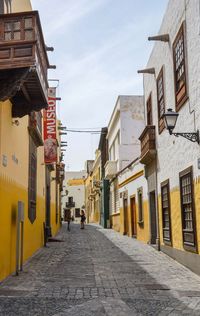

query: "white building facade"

left=105, top=95, right=145, bottom=231
left=62, top=171, right=86, bottom=222
left=140, top=0, right=200, bottom=274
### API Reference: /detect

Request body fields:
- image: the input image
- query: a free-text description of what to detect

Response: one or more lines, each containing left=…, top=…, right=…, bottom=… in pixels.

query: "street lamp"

left=163, top=108, right=199, bottom=144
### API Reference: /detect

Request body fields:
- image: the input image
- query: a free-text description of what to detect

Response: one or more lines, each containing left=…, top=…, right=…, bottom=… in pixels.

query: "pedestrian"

left=64, top=208, right=72, bottom=231
left=80, top=210, right=86, bottom=229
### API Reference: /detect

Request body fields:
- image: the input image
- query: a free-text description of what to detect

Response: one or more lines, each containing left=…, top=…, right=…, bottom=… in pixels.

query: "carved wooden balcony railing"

left=139, top=125, right=156, bottom=165
left=28, top=111, right=43, bottom=147
left=0, top=11, right=50, bottom=117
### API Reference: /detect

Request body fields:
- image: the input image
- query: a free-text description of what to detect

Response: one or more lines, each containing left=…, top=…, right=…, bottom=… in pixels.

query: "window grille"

left=157, top=68, right=165, bottom=133
left=146, top=94, right=153, bottom=125
left=161, top=180, right=172, bottom=244
left=180, top=167, right=196, bottom=251
left=173, top=22, right=188, bottom=110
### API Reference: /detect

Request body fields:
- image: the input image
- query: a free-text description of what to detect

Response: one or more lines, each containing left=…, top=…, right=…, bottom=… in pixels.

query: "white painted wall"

left=62, top=171, right=86, bottom=221
left=119, top=161, right=148, bottom=209
left=107, top=95, right=144, bottom=215
left=143, top=0, right=200, bottom=192
left=107, top=95, right=144, bottom=172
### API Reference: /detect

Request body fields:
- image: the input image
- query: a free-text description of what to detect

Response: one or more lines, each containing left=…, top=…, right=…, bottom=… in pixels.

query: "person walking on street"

left=80, top=210, right=86, bottom=229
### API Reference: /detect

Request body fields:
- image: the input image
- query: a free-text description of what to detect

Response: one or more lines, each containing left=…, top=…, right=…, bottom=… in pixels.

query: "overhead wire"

left=66, top=129, right=106, bottom=134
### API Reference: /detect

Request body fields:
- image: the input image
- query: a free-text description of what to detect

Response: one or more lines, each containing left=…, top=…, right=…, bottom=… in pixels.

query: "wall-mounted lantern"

left=163, top=108, right=199, bottom=144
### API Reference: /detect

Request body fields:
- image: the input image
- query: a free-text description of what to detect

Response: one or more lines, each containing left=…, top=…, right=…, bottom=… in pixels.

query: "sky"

left=31, top=0, right=169, bottom=171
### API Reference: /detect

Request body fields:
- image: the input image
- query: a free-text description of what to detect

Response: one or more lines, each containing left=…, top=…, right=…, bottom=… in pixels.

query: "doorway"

left=130, top=196, right=137, bottom=237
left=150, top=191, right=157, bottom=244
left=123, top=198, right=128, bottom=235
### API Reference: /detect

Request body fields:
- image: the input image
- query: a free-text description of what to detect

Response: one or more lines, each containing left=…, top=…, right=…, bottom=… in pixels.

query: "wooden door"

left=130, top=197, right=137, bottom=237
left=123, top=198, right=128, bottom=235
left=150, top=191, right=157, bottom=244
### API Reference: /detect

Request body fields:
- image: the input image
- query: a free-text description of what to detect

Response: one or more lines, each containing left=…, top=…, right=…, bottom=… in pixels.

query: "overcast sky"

left=31, top=0, right=168, bottom=171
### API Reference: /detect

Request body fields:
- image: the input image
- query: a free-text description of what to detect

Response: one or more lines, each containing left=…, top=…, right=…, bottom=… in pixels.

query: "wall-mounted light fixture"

left=163, top=108, right=199, bottom=144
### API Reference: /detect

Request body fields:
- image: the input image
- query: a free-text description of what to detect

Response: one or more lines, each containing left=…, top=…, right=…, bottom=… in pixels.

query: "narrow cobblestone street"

left=1, top=223, right=200, bottom=315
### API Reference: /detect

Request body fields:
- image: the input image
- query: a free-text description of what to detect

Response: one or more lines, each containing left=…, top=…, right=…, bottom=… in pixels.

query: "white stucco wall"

left=107, top=95, right=144, bottom=172
left=143, top=0, right=200, bottom=192
left=107, top=95, right=144, bottom=215
left=118, top=161, right=148, bottom=205
left=62, top=171, right=86, bottom=220
left=120, top=96, right=145, bottom=169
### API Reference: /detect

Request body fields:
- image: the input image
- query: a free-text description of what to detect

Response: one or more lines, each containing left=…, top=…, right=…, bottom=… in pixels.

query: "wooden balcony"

left=0, top=11, right=50, bottom=117
left=139, top=125, right=156, bottom=165
left=28, top=111, right=43, bottom=147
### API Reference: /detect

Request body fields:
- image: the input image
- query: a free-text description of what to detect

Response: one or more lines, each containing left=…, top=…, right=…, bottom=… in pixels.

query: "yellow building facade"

left=84, top=172, right=93, bottom=224
left=111, top=161, right=150, bottom=244
left=0, top=0, right=62, bottom=281
left=85, top=151, right=101, bottom=224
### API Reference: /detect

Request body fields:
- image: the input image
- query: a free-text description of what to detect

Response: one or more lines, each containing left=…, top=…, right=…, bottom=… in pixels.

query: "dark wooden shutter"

left=28, top=137, right=37, bottom=223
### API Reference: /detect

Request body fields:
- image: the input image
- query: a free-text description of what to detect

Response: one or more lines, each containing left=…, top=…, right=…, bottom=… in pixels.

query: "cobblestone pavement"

left=1, top=223, right=200, bottom=315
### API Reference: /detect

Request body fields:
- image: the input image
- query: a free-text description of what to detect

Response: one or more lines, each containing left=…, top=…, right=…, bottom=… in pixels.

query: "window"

left=173, top=22, right=188, bottom=111
left=4, top=16, right=33, bottom=41
left=161, top=180, right=172, bottom=245
left=4, top=20, right=21, bottom=41
left=68, top=197, right=73, bottom=205
left=157, top=68, right=165, bottom=133
left=75, top=208, right=81, bottom=217
left=179, top=167, right=197, bottom=251
left=137, top=188, right=143, bottom=224
left=24, top=17, right=34, bottom=40
left=28, top=137, right=37, bottom=223
left=146, top=94, right=153, bottom=125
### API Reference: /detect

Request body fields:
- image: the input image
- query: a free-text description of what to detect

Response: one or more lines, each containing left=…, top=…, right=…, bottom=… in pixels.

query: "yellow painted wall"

left=137, top=201, right=149, bottom=242
left=158, top=180, right=200, bottom=254
left=84, top=174, right=92, bottom=223
left=68, top=178, right=84, bottom=186
left=195, top=178, right=200, bottom=251
left=0, top=104, right=60, bottom=281
left=12, top=0, right=32, bottom=12
left=0, top=101, right=47, bottom=281
left=111, top=213, right=120, bottom=232
left=90, top=157, right=100, bottom=224
left=50, top=169, right=60, bottom=237
left=112, top=199, right=149, bottom=243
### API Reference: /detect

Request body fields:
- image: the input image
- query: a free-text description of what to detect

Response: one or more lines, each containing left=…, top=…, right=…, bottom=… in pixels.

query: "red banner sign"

left=43, top=88, right=57, bottom=164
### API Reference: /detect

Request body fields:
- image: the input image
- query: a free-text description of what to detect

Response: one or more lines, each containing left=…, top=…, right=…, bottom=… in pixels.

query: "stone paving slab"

left=0, top=223, right=200, bottom=315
